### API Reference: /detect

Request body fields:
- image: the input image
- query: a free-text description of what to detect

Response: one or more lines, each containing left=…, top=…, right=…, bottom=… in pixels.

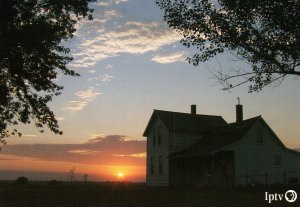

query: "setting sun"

left=117, top=172, right=124, bottom=178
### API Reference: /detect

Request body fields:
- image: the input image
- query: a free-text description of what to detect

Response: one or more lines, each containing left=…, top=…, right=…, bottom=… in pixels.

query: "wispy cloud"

left=100, top=73, right=114, bottom=82
left=67, top=0, right=182, bottom=70
left=56, top=117, right=65, bottom=121
left=0, top=157, right=16, bottom=161
left=66, top=100, right=89, bottom=112
left=1, top=135, right=146, bottom=166
left=22, top=134, right=37, bottom=137
left=105, top=64, right=113, bottom=70
left=86, top=73, right=114, bottom=82
left=68, top=149, right=102, bottom=155
left=151, top=52, right=187, bottom=64
left=113, top=152, right=146, bottom=158
left=114, top=0, right=128, bottom=4
left=87, top=77, right=98, bottom=82
left=104, top=10, right=119, bottom=17
left=65, top=87, right=101, bottom=111
left=70, top=20, right=181, bottom=67
left=94, top=0, right=128, bottom=7
left=75, top=87, right=101, bottom=100
left=89, top=70, right=97, bottom=74
left=89, top=133, right=105, bottom=140
left=96, top=1, right=111, bottom=7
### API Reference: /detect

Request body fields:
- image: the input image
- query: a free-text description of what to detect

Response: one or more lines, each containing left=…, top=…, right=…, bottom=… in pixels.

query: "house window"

left=257, top=128, right=263, bottom=145
left=157, top=127, right=162, bottom=146
left=159, top=156, right=163, bottom=175
left=275, top=155, right=282, bottom=167
left=152, top=129, right=156, bottom=147
left=150, top=157, right=154, bottom=175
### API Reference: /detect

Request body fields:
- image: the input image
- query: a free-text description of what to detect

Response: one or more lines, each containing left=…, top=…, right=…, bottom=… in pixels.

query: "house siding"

left=225, top=120, right=300, bottom=185
left=285, top=151, right=300, bottom=183
left=146, top=117, right=170, bottom=186
left=146, top=122, right=204, bottom=186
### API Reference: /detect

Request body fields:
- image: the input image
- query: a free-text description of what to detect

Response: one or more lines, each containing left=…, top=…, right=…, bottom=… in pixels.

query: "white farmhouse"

left=143, top=104, right=300, bottom=187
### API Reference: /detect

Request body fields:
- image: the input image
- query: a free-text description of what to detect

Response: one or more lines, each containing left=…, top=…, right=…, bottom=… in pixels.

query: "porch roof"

left=170, top=116, right=261, bottom=159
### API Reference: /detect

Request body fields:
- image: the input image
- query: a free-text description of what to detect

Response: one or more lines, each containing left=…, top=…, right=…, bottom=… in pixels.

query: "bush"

left=15, top=176, right=29, bottom=185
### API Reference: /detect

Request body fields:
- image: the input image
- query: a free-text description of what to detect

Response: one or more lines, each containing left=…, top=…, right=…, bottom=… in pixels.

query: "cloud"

left=96, top=1, right=111, bottom=7
left=89, top=70, right=97, bottom=74
left=65, top=87, right=101, bottom=111
left=75, top=87, right=101, bottom=100
left=56, top=117, right=65, bottom=121
left=113, top=152, right=146, bottom=158
left=89, top=133, right=105, bottom=140
left=65, top=100, right=89, bottom=111
left=100, top=73, right=114, bottom=82
left=151, top=52, right=187, bottom=64
left=22, top=134, right=37, bottom=137
left=70, top=20, right=181, bottom=67
left=68, top=149, right=101, bottom=155
left=66, top=0, right=182, bottom=69
left=104, top=10, right=119, bottom=17
left=114, top=0, right=128, bottom=4
left=105, top=64, right=113, bottom=69
left=1, top=135, right=146, bottom=166
left=87, top=77, right=98, bottom=82
left=94, top=0, right=128, bottom=7
left=86, top=73, right=114, bottom=82
left=0, top=157, right=16, bottom=161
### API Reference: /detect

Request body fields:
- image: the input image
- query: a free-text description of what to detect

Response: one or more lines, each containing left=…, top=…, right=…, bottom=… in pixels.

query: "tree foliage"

left=15, top=176, right=29, bottom=185
left=156, top=0, right=300, bottom=91
left=0, top=0, right=95, bottom=142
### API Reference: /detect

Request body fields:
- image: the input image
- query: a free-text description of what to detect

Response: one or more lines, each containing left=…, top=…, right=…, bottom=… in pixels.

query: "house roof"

left=170, top=116, right=262, bottom=159
left=143, top=110, right=227, bottom=136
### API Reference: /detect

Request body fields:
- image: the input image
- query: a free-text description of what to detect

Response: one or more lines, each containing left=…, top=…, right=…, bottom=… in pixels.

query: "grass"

left=0, top=181, right=299, bottom=207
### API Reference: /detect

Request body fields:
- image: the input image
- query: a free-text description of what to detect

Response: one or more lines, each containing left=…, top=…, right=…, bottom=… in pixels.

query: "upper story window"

left=157, top=127, right=162, bottom=146
left=150, top=157, right=154, bottom=175
left=275, top=155, right=282, bottom=167
left=159, top=156, right=163, bottom=175
left=152, top=127, right=162, bottom=147
left=256, top=128, right=263, bottom=145
left=152, top=128, right=157, bottom=147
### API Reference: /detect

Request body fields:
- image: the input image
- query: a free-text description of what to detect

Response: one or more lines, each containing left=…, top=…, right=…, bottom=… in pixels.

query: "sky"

left=0, top=0, right=300, bottom=182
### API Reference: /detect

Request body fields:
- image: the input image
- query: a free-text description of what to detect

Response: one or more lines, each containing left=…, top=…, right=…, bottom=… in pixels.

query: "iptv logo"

left=265, top=190, right=297, bottom=203
left=285, top=190, right=298, bottom=203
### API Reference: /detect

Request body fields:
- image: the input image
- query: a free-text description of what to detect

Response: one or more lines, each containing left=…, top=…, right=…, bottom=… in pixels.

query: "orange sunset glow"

left=0, top=136, right=146, bottom=182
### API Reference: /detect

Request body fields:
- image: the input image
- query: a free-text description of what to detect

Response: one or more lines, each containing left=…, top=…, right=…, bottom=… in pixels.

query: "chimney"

left=191, top=104, right=196, bottom=115
left=236, top=97, right=243, bottom=123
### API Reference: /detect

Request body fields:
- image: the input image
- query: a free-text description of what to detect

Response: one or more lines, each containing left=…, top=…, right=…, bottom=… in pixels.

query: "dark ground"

left=0, top=181, right=299, bottom=207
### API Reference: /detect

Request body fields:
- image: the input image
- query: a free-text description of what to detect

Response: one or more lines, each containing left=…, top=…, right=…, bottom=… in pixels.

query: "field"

left=0, top=182, right=299, bottom=207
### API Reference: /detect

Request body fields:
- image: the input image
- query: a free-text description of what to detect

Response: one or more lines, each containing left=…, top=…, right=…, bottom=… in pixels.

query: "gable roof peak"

left=143, top=109, right=227, bottom=136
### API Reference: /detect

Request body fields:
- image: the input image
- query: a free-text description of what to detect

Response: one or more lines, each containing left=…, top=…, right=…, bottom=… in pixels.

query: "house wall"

left=285, top=151, right=300, bottom=183
left=146, top=119, right=204, bottom=186
left=225, top=120, right=300, bottom=185
left=146, top=117, right=170, bottom=186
